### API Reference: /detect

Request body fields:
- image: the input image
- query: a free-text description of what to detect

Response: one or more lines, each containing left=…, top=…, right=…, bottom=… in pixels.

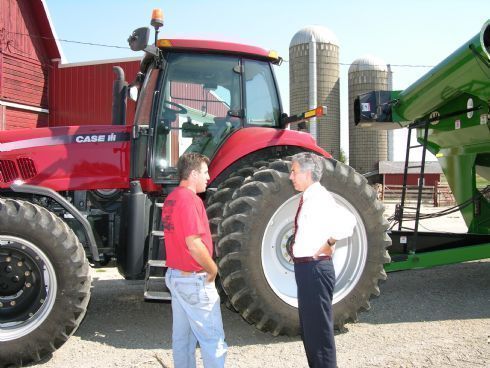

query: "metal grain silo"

left=348, top=55, right=392, bottom=175
left=289, top=26, right=340, bottom=159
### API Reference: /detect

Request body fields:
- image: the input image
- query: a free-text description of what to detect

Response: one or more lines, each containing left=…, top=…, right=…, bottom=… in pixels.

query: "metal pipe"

left=308, top=39, right=317, bottom=141
left=112, top=66, right=128, bottom=126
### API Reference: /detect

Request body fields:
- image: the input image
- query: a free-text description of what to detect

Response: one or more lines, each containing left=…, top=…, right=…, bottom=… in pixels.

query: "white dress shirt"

left=293, top=182, right=357, bottom=258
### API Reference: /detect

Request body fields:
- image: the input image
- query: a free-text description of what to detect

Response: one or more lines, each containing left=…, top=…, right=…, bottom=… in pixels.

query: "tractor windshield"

left=152, top=52, right=280, bottom=181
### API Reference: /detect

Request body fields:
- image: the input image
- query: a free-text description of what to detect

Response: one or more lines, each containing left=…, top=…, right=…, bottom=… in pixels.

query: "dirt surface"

left=32, top=206, right=489, bottom=368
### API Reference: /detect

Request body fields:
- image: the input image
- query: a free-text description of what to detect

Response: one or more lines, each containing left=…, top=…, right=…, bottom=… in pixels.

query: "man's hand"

left=313, top=238, right=336, bottom=259
left=206, top=267, right=218, bottom=283
left=185, top=235, right=218, bottom=283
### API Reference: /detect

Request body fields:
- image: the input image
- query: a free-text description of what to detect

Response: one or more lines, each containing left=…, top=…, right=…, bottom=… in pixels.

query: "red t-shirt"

left=162, top=186, right=213, bottom=272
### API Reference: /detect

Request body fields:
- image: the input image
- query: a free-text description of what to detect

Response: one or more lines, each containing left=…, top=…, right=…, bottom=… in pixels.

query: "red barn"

left=0, top=0, right=62, bottom=130
left=379, top=161, right=442, bottom=187
left=49, top=58, right=140, bottom=126
left=0, top=0, right=142, bottom=130
left=378, top=161, right=447, bottom=204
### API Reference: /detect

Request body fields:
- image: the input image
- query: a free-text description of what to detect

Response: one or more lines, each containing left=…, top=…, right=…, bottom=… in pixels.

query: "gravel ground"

left=32, top=206, right=489, bottom=368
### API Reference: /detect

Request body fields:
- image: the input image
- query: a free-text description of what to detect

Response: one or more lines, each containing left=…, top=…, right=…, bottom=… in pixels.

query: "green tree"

left=339, top=148, right=348, bottom=164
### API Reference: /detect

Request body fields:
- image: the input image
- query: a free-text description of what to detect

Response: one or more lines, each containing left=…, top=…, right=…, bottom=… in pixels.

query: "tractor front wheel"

left=0, top=199, right=91, bottom=367
left=215, top=158, right=390, bottom=335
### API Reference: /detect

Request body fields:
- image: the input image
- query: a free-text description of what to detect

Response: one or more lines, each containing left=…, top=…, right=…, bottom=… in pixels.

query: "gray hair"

left=291, top=152, right=324, bottom=182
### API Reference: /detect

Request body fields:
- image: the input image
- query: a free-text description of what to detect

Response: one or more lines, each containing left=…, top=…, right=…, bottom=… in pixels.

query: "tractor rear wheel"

left=214, top=158, right=390, bottom=335
left=0, top=199, right=91, bottom=367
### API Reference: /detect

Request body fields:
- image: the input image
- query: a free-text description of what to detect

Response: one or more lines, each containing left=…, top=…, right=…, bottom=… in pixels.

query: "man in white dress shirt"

left=289, top=152, right=356, bottom=368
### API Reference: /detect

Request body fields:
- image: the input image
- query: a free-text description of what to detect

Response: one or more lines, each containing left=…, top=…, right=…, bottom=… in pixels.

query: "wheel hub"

left=261, top=192, right=368, bottom=308
left=0, top=257, right=28, bottom=296
left=261, top=195, right=299, bottom=307
left=0, top=238, right=50, bottom=331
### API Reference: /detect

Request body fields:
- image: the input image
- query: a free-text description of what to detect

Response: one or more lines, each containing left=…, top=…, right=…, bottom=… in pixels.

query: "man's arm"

left=185, top=235, right=218, bottom=282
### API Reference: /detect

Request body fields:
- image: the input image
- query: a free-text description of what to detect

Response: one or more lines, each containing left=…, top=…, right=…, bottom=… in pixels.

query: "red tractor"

left=0, top=11, right=390, bottom=366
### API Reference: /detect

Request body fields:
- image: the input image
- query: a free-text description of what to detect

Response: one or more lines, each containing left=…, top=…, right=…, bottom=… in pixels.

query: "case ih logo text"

left=75, top=133, right=118, bottom=143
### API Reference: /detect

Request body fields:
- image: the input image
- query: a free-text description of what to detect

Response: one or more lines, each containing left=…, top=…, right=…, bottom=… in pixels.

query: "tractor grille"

left=0, top=160, right=19, bottom=183
left=17, top=158, right=37, bottom=180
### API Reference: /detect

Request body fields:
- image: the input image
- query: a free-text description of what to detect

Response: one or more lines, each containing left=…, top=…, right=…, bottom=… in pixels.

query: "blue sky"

left=44, top=0, right=490, bottom=161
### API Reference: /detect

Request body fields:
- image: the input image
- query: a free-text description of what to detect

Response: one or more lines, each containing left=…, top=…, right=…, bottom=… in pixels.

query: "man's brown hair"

left=177, top=153, right=210, bottom=180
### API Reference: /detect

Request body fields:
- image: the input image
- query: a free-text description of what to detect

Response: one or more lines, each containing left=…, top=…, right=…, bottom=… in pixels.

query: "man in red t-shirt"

left=163, top=153, right=227, bottom=368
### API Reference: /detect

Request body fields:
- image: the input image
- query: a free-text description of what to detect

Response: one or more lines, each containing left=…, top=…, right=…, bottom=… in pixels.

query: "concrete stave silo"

left=348, top=55, right=392, bottom=175
left=289, top=26, right=341, bottom=159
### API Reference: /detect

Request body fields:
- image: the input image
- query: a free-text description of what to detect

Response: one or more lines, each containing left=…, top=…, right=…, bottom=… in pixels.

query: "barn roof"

left=34, top=0, right=64, bottom=62
left=379, top=161, right=443, bottom=174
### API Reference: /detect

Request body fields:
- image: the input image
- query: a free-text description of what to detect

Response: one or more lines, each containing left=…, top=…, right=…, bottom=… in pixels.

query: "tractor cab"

left=128, top=19, right=283, bottom=184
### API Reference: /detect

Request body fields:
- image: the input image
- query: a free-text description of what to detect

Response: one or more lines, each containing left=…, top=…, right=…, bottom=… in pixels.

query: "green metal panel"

left=396, top=21, right=490, bottom=236
left=385, top=243, right=490, bottom=272
left=358, top=20, right=490, bottom=269
left=395, top=20, right=490, bottom=122
left=415, top=93, right=490, bottom=233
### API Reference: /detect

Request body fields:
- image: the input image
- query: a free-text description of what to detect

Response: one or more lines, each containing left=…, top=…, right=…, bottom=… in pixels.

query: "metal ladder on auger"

left=396, top=120, right=430, bottom=255
left=144, top=201, right=171, bottom=300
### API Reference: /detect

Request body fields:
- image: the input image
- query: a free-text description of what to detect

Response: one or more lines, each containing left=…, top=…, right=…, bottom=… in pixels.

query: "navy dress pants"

left=294, top=259, right=336, bottom=368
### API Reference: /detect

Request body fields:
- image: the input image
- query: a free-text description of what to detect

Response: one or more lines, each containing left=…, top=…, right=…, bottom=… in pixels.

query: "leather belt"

left=293, top=255, right=332, bottom=264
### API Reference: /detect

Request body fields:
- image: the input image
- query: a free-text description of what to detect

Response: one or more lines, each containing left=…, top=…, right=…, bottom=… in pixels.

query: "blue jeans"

left=165, top=268, right=227, bottom=368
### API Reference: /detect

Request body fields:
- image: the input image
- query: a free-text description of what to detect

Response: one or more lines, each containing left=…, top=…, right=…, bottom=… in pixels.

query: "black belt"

left=293, top=255, right=331, bottom=264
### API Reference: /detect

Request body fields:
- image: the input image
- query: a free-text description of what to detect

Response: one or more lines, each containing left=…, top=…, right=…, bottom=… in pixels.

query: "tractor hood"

left=0, top=125, right=131, bottom=191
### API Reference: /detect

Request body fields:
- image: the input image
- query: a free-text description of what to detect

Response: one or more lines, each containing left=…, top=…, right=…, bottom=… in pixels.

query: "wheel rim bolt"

left=40, top=299, right=45, bottom=304
left=28, top=312, right=33, bottom=317
left=25, top=282, right=31, bottom=288
left=11, top=276, right=20, bottom=282
left=5, top=265, right=13, bottom=273
left=25, top=271, right=30, bottom=277
left=5, top=257, right=11, bottom=262
left=17, top=262, right=23, bottom=267
left=10, top=301, right=16, bottom=306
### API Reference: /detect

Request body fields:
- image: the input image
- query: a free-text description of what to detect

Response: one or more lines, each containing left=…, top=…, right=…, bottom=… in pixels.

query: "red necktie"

left=288, top=195, right=304, bottom=259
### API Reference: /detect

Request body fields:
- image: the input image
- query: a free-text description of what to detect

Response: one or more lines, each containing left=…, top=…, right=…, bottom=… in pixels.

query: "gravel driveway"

left=33, top=205, right=489, bottom=368
left=32, top=259, right=489, bottom=368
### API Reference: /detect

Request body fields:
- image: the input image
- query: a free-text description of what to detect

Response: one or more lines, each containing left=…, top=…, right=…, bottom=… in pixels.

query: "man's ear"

left=306, top=170, right=315, bottom=184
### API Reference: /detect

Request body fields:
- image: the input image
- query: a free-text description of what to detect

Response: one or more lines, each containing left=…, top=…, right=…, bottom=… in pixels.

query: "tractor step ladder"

left=397, top=121, right=430, bottom=254
left=144, top=202, right=171, bottom=301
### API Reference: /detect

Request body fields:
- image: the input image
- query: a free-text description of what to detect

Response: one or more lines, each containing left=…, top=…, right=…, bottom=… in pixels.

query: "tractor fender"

left=209, top=127, right=331, bottom=182
left=9, top=183, right=100, bottom=262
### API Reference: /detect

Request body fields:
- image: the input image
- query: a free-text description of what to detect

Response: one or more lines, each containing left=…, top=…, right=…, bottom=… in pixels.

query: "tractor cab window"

left=153, top=53, right=242, bottom=180
left=244, top=59, right=280, bottom=127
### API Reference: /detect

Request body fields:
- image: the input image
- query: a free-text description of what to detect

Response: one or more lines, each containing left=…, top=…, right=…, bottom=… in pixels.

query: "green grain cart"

left=355, top=20, right=490, bottom=270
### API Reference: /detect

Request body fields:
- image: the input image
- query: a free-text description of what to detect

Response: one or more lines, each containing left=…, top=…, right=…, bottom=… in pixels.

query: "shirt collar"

left=302, top=181, right=322, bottom=200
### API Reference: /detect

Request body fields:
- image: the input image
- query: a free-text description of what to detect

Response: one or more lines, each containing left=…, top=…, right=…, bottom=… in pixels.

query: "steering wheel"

left=163, top=100, right=188, bottom=114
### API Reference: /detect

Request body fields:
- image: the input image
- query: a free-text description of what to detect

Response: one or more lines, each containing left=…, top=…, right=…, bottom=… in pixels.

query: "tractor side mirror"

left=227, top=109, right=244, bottom=118
left=128, top=27, right=150, bottom=51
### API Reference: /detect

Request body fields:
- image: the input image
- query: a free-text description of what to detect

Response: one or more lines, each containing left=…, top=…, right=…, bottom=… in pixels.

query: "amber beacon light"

left=151, top=9, right=164, bottom=28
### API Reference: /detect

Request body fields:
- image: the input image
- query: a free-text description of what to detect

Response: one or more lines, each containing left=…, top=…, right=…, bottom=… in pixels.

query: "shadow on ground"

left=75, top=260, right=490, bottom=350
left=75, top=274, right=300, bottom=350
left=359, top=260, right=490, bottom=325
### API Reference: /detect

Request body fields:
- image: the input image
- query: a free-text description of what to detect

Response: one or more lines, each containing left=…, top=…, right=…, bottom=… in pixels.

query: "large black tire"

left=214, top=157, right=391, bottom=336
left=207, top=164, right=266, bottom=309
left=0, top=199, right=91, bottom=367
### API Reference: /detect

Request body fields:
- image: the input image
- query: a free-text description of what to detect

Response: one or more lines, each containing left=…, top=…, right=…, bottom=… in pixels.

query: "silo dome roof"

left=349, top=55, right=388, bottom=73
left=290, top=25, right=339, bottom=47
